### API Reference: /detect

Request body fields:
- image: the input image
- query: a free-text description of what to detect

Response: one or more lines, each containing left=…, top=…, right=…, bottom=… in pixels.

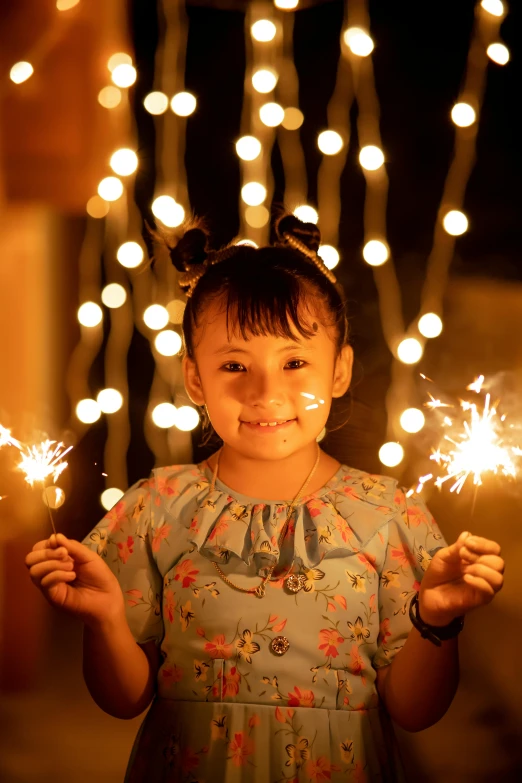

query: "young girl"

left=26, top=213, right=504, bottom=782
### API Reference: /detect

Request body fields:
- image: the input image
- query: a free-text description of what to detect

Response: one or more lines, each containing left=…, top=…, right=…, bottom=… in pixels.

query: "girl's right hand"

left=25, top=532, right=125, bottom=629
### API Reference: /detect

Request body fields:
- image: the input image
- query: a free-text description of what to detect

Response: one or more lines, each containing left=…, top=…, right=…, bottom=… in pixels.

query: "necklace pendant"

left=285, top=574, right=306, bottom=594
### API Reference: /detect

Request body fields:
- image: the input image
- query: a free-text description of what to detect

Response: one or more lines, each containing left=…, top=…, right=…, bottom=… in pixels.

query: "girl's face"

left=183, top=300, right=353, bottom=461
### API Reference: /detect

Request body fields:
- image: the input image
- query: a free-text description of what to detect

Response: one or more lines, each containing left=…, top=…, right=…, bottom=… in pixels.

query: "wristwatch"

left=409, top=592, right=464, bottom=647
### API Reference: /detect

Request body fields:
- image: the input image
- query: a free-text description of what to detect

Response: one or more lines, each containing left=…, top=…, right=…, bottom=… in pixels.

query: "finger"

left=461, top=552, right=504, bottom=572
left=463, top=563, right=504, bottom=590
left=41, top=570, right=77, bottom=589
left=25, top=547, right=72, bottom=567
left=29, top=559, right=75, bottom=581
left=463, top=536, right=501, bottom=556
left=31, top=539, right=51, bottom=553
left=52, top=534, right=95, bottom=565
left=463, top=572, right=495, bottom=596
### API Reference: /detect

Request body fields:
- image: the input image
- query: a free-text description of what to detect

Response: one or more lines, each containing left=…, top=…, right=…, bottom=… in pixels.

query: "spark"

left=424, top=392, right=452, bottom=410
left=467, top=375, right=485, bottom=393
left=0, top=425, right=23, bottom=450
left=17, top=440, right=73, bottom=487
left=419, top=373, right=434, bottom=382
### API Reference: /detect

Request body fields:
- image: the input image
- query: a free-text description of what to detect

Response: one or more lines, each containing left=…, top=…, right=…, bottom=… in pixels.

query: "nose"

left=244, top=369, right=286, bottom=408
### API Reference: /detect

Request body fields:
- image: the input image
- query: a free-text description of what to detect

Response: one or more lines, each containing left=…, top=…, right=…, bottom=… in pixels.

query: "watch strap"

left=409, top=592, right=464, bottom=647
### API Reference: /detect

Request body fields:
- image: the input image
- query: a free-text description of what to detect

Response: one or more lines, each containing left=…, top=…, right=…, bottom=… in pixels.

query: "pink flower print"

left=180, top=746, right=199, bottom=774
left=116, top=535, right=134, bottom=564
left=152, top=524, right=171, bottom=552
left=334, top=517, right=354, bottom=543
left=164, top=589, right=176, bottom=623
left=334, top=594, right=347, bottom=610
left=354, top=761, right=367, bottom=783
left=161, top=663, right=183, bottom=686
left=349, top=644, right=366, bottom=685
left=156, top=475, right=179, bottom=497
left=390, top=543, right=416, bottom=568
left=106, top=500, right=127, bottom=534
left=307, top=498, right=324, bottom=518
left=174, top=559, right=199, bottom=588
left=213, top=666, right=241, bottom=699
left=228, top=732, right=254, bottom=767
left=406, top=505, right=426, bottom=528
left=306, top=756, right=332, bottom=781
left=378, top=617, right=391, bottom=646
left=204, top=634, right=234, bottom=659
left=318, top=628, right=344, bottom=658
left=272, top=618, right=287, bottom=633
left=357, top=551, right=377, bottom=572
left=208, top=518, right=229, bottom=542
left=287, top=686, right=315, bottom=708
left=369, top=594, right=376, bottom=613
left=413, top=579, right=421, bottom=592
left=342, top=486, right=361, bottom=501
left=248, top=713, right=261, bottom=728
left=189, top=516, right=199, bottom=534
left=125, top=588, right=143, bottom=608
left=394, top=489, right=405, bottom=507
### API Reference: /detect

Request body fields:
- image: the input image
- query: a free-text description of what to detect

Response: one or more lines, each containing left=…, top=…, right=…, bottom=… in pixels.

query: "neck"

left=210, top=442, right=324, bottom=501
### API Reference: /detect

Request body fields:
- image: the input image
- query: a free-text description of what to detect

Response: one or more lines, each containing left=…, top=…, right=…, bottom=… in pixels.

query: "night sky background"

left=63, top=0, right=521, bottom=538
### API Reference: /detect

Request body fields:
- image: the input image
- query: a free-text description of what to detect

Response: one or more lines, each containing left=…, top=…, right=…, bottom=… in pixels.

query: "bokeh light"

left=397, top=338, right=423, bottom=364
left=98, top=86, right=122, bottom=109
left=282, top=107, right=304, bottom=130
left=143, top=91, right=169, bottom=115
left=245, top=206, right=270, bottom=227
left=152, top=196, right=185, bottom=227
left=451, top=102, right=476, bottom=127
left=241, top=182, right=267, bottom=206
left=171, top=92, right=197, bottom=116
left=274, top=0, right=299, bottom=9
left=344, top=28, right=374, bottom=57
left=175, top=406, right=200, bottom=432
left=359, top=145, right=384, bottom=171
left=111, top=64, right=137, bottom=88
left=10, top=62, right=33, bottom=84
left=481, top=0, right=504, bottom=16
left=42, top=486, right=66, bottom=510
left=155, top=330, right=182, bottom=357
left=107, top=53, right=132, bottom=72
left=56, top=0, right=80, bottom=10
left=152, top=403, right=177, bottom=428
left=363, top=240, right=389, bottom=266
left=166, top=299, right=186, bottom=324
left=144, top=305, right=170, bottom=330
left=379, top=442, right=404, bottom=467
left=251, top=20, right=277, bottom=42
left=418, top=313, right=443, bottom=338
left=101, top=283, right=127, bottom=309
left=110, top=148, right=138, bottom=176
left=236, top=136, right=262, bottom=161
left=117, top=242, right=144, bottom=269
left=318, top=245, right=340, bottom=270
left=259, top=102, right=285, bottom=127
left=86, top=196, right=109, bottom=219
left=97, top=389, right=123, bottom=414
left=318, top=130, right=343, bottom=155
left=400, top=408, right=426, bottom=433
left=76, top=399, right=102, bottom=424
left=252, top=68, right=278, bottom=93
left=98, top=177, right=123, bottom=201
left=78, top=302, right=103, bottom=327
left=443, top=209, right=468, bottom=236
left=101, top=488, right=124, bottom=511
left=487, top=43, right=510, bottom=65
left=293, top=205, right=318, bottom=224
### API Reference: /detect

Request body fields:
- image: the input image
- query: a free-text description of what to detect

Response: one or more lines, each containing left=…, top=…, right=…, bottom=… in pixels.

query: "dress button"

left=270, top=636, right=290, bottom=656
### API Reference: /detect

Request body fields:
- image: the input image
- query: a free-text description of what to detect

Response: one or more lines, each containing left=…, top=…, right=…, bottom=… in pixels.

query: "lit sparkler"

left=416, top=376, right=522, bottom=496
left=0, top=425, right=23, bottom=450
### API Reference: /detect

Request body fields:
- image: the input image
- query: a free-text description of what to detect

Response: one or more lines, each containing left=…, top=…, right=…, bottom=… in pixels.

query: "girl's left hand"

left=418, top=531, right=505, bottom=626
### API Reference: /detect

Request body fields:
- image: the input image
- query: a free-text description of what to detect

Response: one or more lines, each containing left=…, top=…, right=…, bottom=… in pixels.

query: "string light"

left=252, top=68, right=278, bottom=93
left=98, top=177, right=123, bottom=201
left=343, top=27, right=374, bottom=57
left=152, top=195, right=185, bottom=227
left=107, top=53, right=133, bottom=72
left=76, top=399, right=102, bottom=424
left=480, top=0, right=504, bottom=17
left=236, top=136, right=262, bottom=161
left=110, top=149, right=138, bottom=176
left=86, top=196, right=110, bottom=218
left=363, top=239, right=389, bottom=266
left=10, top=62, right=33, bottom=84
left=77, top=302, right=103, bottom=328
left=282, top=107, right=304, bottom=130
left=154, top=330, right=182, bottom=357
left=116, top=241, right=144, bottom=269
left=359, top=145, right=384, bottom=171
left=274, top=0, right=299, bottom=9
left=400, top=408, right=426, bottom=433
left=56, top=0, right=80, bottom=10
left=451, top=102, right=476, bottom=127
left=293, top=205, right=318, bottom=224
left=170, top=92, right=197, bottom=116
left=379, top=442, right=404, bottom=467
left=487, top=43, right=510, bottom=65
left=251, top=20, right=277, bottom=42
left=143, top=91, right=169, bottom=115
left=98, top=86, right=122, bottom=109
left=97, top=389, right=123, bottom=414
left=317, top=130, right=343, bottom=155
left=443, top=209, right=468, bottom=235
left=418, top=313, right=443, bottom=338
left=397, top=338, right=423, bottom=365
left=166, top=299, right=186, bottom=324
left=245, top=205, right=270, bottom=228
left=111, top=64, right=137, bottom=88
left=241, top=182, right=267, bottom=206
left=101, top=283, right=127, bottom=309
left=318, top=245, right=340, bottom=269
left=175, top=406, right=200, bottom=432
left=152, top=403, right=177, bottom=428
left=143, top=305, right=170, bottom=330
left=259, top=102, right=285, bottom=127
left=100, top=488, right=124, bottom=511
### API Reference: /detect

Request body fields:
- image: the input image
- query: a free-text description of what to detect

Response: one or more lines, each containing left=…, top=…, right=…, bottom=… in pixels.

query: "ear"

left=332, top=344, right=353, bottom=398
left=182, top=355, right=206, bottom=406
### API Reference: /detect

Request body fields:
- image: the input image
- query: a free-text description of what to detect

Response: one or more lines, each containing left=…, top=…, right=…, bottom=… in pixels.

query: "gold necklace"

left=210, top=443, right=321, bottom=598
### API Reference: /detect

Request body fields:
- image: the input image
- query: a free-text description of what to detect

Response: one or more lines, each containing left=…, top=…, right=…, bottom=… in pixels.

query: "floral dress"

left=81, top=460, right=447, bottom=783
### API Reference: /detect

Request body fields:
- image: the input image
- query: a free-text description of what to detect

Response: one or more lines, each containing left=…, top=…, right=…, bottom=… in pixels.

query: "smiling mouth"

left=241, top=419, right=296, bottom=429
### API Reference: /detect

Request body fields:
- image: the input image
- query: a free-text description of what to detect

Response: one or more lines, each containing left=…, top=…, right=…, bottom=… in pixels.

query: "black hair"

left=155, top=212, right=351, bottom=447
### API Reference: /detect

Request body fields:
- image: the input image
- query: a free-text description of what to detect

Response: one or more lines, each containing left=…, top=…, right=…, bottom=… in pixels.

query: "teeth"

left=258, top=422, right=279, bottom=427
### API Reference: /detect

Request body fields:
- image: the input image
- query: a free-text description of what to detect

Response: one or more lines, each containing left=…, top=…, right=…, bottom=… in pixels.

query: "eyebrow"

left=214, top=342, right=311, bottom=355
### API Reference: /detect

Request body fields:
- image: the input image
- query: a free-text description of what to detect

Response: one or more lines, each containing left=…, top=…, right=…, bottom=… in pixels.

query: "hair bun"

left=169, top=227, right=209, bottom=273
left=274, top=213, right=321, bottom=253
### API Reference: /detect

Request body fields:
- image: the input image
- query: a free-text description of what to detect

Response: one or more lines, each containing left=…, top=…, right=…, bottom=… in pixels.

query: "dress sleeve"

left=372, top=487, right=448, bottom=669
left=81, top=474, right=164, bottom=649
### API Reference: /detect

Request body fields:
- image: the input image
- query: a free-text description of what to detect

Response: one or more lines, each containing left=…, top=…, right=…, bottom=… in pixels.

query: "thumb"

left=52, top=532, right=97, bottom=565
left=447, top=530, right=471, bottom=555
